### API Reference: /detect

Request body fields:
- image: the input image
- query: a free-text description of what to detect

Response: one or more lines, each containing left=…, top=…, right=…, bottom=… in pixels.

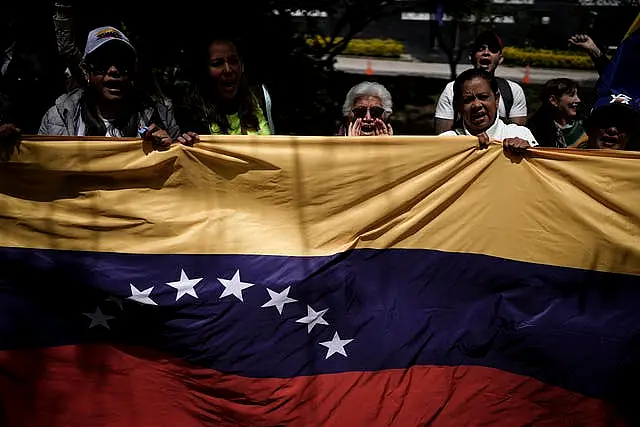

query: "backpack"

left=496, top=77, right=514, bottom=120
left=256, top=84, right=275, bottom=134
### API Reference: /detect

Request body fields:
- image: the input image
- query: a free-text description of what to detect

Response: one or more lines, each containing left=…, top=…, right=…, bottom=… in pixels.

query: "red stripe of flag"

left=0, top=344, right=623, bottom=426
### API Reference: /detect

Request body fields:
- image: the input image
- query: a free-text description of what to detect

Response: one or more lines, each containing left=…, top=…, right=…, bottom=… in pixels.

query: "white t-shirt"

left=439, top=117, right=538, bottom=146
left=435, top=79, right=527, bottom=121
left=77, top=116, right=128, bottom=137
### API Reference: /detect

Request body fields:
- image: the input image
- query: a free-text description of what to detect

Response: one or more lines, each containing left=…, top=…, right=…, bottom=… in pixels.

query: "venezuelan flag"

left=597, top=11, right=640, bottom=106
left=0, top=136, right=639, bottom=426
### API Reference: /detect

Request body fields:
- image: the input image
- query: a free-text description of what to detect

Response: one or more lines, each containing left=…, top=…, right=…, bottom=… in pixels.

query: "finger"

left=373, top=120, right=381, bottom=136
left=153, top=131, right=170, bottom=141
left=387, top=124, right=393, bottom=136
left=177, top=136, right=186, bottom=144
left=157, top=137, right=172, bottom=147
left=191, top=133, right=200, bottom=144
left=146, top=123, right=158, bottom=134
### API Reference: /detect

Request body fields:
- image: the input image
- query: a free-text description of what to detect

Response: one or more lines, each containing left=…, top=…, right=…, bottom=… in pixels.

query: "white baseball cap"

left=84, top=26, right=136, bottom=58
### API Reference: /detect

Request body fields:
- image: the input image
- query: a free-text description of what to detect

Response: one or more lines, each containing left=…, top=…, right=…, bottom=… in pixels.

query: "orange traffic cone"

left=522, top=64, right=531, bottom=84
left=365, top=58, right=373, bottom=76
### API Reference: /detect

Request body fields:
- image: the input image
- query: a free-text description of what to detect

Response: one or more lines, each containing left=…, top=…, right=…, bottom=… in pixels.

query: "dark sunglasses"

left=352, top=106, right=385, bottom=119
left=87, top=61, right=133, bottom=76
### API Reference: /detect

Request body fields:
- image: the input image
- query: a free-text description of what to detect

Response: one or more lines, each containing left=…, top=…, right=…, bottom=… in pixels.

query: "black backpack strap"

left=496, top=77, right=513, bottom=120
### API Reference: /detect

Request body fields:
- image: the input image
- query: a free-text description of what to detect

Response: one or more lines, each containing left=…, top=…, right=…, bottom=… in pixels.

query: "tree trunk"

left=448, top=21, right=460, bottom=80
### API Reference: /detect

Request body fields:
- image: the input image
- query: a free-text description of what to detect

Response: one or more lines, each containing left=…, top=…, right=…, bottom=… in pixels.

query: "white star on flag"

left=217, top=270, right=255, bottom=302
left=319, top=332, right=354, bottom=359
left=261, top=286, right=297, bottom=314
left=611, top=93, right=632, bottom=105
left=104, top=295, right=124, bottom=311
left=296, top=305, right=329, bottom=333
left=83, top=307, right=115, bottom=329
left=127, top=284, right=157, bottom=306
left=167, top=269, right=203, bottom=301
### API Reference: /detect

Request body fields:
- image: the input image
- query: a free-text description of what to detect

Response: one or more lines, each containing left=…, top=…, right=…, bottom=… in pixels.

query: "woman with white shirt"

left=439, top=68, right=537, bottom=153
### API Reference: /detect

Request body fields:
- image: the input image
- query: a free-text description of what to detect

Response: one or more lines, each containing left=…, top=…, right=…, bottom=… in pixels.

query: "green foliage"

left=502, top=47, right=595, bottom=70
left=344, top=39, right=405, bottom=58
left=309, top=35, right=594, bottom=70
left=308, top=37, right=405, bottom=58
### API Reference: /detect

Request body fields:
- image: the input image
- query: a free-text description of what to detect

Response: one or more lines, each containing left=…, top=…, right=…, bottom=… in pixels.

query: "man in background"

left=434, top=30, right=528, bottom=134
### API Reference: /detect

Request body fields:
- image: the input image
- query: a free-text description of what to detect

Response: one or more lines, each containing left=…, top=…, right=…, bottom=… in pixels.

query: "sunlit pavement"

left=335, top=56, right=599, bottom=86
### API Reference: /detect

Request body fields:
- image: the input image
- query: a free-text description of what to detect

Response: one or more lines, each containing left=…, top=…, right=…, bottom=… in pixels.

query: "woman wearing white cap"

left=38, top=25, right=180, bottom=148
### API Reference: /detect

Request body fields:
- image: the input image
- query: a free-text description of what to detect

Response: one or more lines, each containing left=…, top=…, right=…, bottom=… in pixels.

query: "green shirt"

left=210, top=104, right=271, bottom=135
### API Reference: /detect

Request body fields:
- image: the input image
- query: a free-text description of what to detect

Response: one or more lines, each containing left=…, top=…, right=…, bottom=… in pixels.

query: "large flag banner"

left=0, top=136, right=639, bottom=426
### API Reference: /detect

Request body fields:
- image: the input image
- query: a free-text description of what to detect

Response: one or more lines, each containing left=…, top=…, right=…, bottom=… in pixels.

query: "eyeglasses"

left=352, top=106, right=385, bottom=119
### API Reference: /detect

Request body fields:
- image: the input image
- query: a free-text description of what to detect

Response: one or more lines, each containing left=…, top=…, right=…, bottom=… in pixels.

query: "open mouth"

left=477, top=58, right=492, bottom=68
left=103, top=84, right=123, bottom=96
left=567, top=103, right=579, bottom=111
left=360, top=123, right=375, bottom=134
left=599, top=134, right=619, bottom=147
left=220, top=80, right=236, bottom=89
left=470, top=111, right=489, bottom=125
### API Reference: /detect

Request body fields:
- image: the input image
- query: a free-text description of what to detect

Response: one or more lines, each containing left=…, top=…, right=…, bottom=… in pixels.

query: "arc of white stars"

left=296, top=305, right=329, bottom=333
left=166, top=269, right=203, bottom=301
left=261, top=286, right=297, bottom=314
left=83, top=307, right=114, bottom=329
left=217, top=270, right=255, bottom=302
left=127, top=284, right=157, bottom=306
left=319, top=332, right=354, bottom=359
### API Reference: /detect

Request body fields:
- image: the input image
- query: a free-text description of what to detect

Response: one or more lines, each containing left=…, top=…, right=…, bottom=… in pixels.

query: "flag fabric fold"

left=0, top=136, right=639, bottom=426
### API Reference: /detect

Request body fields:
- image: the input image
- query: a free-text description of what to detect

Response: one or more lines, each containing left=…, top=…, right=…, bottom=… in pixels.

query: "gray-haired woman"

left=338, top=81, right=393, bottom=136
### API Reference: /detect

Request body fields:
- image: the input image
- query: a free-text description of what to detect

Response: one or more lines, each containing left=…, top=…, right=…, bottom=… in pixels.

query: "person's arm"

left=53, top=1, right=86, bottom=90
left=569, top=34, right=610, bottom=76
left=435, top=118, right=454, bottom=134
left=0, top=123, right=21, bottom=161
left=508, top=83, right=527, bottom=126
left=510, top=116, right=527, bottom=126
left=434, top=84, right=455, bottom=134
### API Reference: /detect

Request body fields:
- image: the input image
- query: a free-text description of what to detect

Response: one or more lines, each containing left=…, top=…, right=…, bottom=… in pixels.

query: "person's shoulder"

left=504, top=122, right=537, bottom=143
left=504, top=121, right=531, bottom=132
left=506, top=80, right=525, bottom=95
left=53, top=88, right=83, bottom=108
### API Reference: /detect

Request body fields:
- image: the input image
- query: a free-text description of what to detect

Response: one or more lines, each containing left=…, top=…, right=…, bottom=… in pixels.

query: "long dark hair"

left=80, top=54, right=167, bottom=137
left=451, top=68, right=500, bottom=130
left=178, top=37, right=260, bottom=135
left=527, top=78, right=579, bottom=147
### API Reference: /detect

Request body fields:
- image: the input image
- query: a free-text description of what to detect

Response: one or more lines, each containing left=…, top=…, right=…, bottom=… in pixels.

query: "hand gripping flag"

left=0, top=135, right=639, bottom=426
